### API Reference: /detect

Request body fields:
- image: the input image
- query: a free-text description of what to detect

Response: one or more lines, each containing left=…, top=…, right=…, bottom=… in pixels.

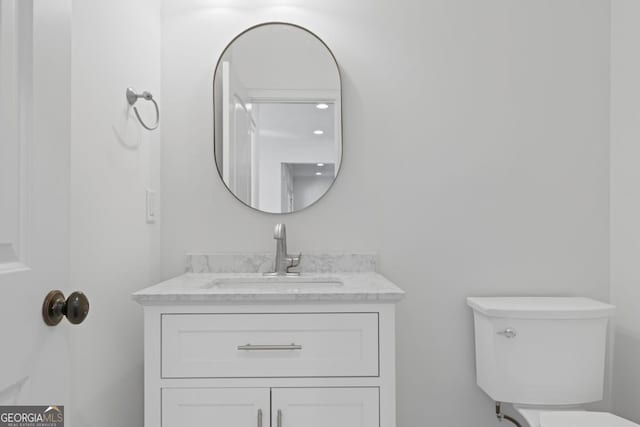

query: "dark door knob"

left=42, top=290, right=90, bottom=326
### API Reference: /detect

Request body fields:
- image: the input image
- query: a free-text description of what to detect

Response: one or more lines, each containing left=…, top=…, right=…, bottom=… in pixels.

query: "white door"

left=222, top=61, right=256, bottom=206
left=0, top=0, right=74, bottom=415
left=271, top=388, right=379, bottom=427
left=280, top=163, right=294, bottom=213
left=162, top=388, right=269, bottom=427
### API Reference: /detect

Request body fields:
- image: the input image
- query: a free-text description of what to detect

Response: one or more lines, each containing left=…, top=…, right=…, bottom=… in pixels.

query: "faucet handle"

left=286, top=252, right=302, bottom=273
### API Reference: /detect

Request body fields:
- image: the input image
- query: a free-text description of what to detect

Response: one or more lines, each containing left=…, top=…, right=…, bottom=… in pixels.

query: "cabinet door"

left=163, top=388, right=269, bottom=427
left=271, top=388, right=379, bottom=427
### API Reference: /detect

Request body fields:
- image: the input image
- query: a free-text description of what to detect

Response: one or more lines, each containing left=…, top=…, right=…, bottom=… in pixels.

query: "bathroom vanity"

left=133, top=254, right=404, bottom=427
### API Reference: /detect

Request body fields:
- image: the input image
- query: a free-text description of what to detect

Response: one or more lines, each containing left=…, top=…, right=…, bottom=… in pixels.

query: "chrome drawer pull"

left=237, top=343, right=302, bottom=351
left=277, top=409, right=282, bottom=427
left=257, top=409, right=262, bottom=427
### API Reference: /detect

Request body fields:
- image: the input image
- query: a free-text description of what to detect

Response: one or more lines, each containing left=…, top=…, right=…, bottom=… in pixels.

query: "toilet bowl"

left=516, top=407, right=638, bottom=427
left=467, top=297, right=639, bottom=427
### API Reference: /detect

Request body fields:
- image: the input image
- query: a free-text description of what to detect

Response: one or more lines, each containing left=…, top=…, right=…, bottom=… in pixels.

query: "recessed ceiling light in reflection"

left=317, top=163, right=325, bottom=167
left=316, top=103, right=329, bottom=110
left=315, top=172, right=322, bottom=176
left=313, top=130, right=324, bottom=135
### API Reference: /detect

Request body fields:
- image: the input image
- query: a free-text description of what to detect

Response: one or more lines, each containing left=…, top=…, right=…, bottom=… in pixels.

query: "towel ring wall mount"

left=126, top=87, right=159, bottom=131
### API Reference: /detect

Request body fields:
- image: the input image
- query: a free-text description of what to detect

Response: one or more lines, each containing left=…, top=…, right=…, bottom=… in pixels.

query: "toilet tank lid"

left=540, top=411, right=639, bottom=427
left=466, top=297, right=615, bottom=319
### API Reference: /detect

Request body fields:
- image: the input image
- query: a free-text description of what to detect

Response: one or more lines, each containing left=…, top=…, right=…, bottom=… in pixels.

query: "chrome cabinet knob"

left=497, top=327, right=517, bottom=338
left=42, top=290, right=90, bottom=326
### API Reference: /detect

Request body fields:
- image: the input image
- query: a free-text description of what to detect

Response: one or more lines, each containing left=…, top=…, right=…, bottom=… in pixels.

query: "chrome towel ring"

left=126, top=87, right=159, bottom=130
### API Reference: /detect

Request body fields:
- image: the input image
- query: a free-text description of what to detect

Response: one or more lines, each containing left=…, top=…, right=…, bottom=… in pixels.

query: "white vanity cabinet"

left=134, top=264, right=404, bottom=427
left=162, top=387, right=379, bottom=427
left=140, top=303, right=398, bottom=427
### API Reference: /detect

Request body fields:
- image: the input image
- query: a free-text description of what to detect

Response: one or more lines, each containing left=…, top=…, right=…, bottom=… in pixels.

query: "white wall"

left=161, top=1, right=611, bottom=426
left=69, top=1, right=161, bottom=426
left=610, top=0, right=640, bottom=423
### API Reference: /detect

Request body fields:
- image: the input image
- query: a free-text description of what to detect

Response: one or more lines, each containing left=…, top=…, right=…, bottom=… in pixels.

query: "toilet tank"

left=467, top=297, right=614, bottom=405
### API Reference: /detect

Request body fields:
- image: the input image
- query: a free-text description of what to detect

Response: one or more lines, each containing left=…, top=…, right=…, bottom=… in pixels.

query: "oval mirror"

left=214, top=23, right=342, bottom=214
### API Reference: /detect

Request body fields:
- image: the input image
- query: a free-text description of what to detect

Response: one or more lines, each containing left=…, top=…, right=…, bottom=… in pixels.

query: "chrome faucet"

left=264, top=224, right=301, bottom=276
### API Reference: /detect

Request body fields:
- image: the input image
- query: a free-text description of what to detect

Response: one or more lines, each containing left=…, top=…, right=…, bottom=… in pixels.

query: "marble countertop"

left=132, top=272, right=405, bottom=304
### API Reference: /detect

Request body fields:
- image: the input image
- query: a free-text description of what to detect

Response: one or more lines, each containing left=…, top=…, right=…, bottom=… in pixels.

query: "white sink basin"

left=205, top=276, right=344, bottom=290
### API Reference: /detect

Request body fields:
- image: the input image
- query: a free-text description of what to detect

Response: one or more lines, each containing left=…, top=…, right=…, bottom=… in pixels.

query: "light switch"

left=146, top=189, right=157, bottom=223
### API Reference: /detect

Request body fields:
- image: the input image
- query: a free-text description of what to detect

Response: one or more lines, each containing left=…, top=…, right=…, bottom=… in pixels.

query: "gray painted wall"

left=160, top=1, right=611, bottom=426
left=70, top=1, right=161, bottom=427
left=611, top=0, right=640, bottom=423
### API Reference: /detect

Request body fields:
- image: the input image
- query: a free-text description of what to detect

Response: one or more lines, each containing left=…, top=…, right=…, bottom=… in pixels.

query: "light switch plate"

left=146, top=189, right=157, bottom=223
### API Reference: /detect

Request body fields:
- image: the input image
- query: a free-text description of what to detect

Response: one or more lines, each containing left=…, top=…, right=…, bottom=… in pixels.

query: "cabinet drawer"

left=161, top=313, right=379, bottom=378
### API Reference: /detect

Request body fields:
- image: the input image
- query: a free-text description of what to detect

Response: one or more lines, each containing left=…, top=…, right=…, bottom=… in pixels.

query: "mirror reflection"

left=214, top=23, right=342, bottom=214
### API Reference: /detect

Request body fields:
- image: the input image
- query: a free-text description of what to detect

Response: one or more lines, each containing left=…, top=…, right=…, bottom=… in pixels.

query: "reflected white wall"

left=293, top=175, right=333, bottom=211
left=256, top=102, right=337, bottom=213
left=228, top=24, right=338, bottom=92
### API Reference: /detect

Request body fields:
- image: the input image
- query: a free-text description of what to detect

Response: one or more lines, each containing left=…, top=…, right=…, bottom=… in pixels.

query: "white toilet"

left=467, top=297, right=639, bottom=427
